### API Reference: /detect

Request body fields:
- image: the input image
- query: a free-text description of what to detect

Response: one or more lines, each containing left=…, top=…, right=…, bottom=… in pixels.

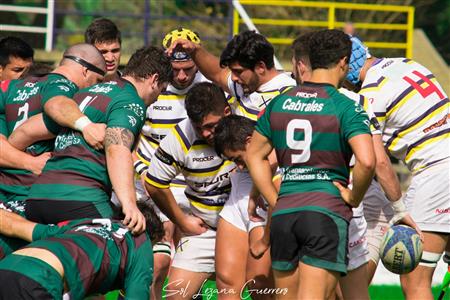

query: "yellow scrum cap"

left=162, top=28, right=201, bottom=61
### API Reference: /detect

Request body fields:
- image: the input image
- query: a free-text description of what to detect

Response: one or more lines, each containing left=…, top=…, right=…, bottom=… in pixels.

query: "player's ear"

left=223, top=105, right=231, bottom=116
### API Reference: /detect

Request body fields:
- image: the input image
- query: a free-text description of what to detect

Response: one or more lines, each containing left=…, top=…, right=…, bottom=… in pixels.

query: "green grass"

left=105, top=281, right=449, bottom=300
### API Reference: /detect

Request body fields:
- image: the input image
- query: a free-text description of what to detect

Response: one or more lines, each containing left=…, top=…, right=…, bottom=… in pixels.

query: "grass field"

left=105, top=281, right=449, bottom=300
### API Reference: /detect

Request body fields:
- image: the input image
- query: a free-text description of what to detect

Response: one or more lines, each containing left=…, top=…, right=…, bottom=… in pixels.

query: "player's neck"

left=259, top=68, right=281, bottom=86
left=359, top=57, right=377, bottom=82
left=309, top=68, right=341, bottom=88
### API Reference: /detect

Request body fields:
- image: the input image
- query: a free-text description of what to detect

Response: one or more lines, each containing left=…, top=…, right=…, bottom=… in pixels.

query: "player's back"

left=361, top=58, right=449, bottom=172
left=256, top=82, right=371, bottom=221
left=29, top=218, right=153, bottom=300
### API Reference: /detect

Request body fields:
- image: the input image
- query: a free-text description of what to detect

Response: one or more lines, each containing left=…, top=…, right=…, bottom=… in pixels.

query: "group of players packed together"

left=0, top=17, right=448, bottom=300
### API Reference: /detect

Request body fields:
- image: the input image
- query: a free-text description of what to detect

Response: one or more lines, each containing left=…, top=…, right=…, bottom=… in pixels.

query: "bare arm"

left=372, top=134, right=402, bottom=202
left=8, top=114, right=55, bottom=151
left=145, top=183, right=207, bottom=235
left=166, top=39, right=231, bottom=93
left=245, top=131, right=278, bottom=208
left=44, top=96, right=106, bottom=150
left=0, top=209, right=36, bottom=242
left=105, top=127, right=145, bottom=234
left=335, top=134, right=375, bottom=207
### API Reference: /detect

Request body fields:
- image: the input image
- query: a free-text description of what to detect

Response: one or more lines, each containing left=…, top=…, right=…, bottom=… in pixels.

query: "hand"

left=165, top=39, right=199, bottom=58
left=122, top=202, right=146, bottom=235
left=83, top=123, right=106, bottom=150
left=390, top=213, right=425, bottom=243
left=28, top=152, right=52, bottom=175
left=248, top=195, right=267, bottom=222
left=333, top=181, right=359, bottom=208
left=179, top=215, right=208, bottom=236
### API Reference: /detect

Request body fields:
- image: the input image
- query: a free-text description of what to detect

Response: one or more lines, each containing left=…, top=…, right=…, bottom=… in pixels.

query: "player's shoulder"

left=162, top=118, right=198, bottom=152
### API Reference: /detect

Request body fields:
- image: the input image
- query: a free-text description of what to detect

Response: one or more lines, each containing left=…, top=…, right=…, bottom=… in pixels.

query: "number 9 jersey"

left=256, top=82, right=371, bottom=221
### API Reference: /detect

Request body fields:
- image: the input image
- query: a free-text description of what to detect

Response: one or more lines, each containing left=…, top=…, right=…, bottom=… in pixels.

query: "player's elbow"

left=356, top=154, right=376, bottom=176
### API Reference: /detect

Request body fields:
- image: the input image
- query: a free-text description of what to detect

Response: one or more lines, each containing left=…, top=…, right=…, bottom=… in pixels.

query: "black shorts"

left=0, top=254, right=63, bottom=299
left=270, top=209, right=348, bottom=274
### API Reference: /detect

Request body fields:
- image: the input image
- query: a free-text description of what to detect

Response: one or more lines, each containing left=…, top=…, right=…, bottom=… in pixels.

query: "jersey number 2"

left=286, top=119, right=312, bottom=163
left=13, top=103, right=29, bottom=131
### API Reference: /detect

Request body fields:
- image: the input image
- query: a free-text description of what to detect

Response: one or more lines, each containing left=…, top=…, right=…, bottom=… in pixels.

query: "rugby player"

left=348, top=35, right=449, bottom=299
left=133, top=27, right=209, bottom=300
left=0, top=201, right=164, bottom=299
left=246, top=29, right=375, bottom=299
left=85, top=18, right=122, bottom=81
left=167, top=29, right=295, bottom=297
left=0, top=36, right=33, bottom=81
left=145, top=82, right=235, bottom=299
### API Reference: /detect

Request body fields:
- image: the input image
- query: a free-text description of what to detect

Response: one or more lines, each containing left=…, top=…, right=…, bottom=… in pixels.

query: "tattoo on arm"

left=105, top=127, right=135, bottom=149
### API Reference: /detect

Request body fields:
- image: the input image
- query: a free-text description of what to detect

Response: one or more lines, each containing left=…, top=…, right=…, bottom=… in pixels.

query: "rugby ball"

left=380, top=225, right=423, bottom=274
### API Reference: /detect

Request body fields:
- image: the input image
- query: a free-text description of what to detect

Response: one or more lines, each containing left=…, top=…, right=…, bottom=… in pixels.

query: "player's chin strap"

left=420, top=251, right=442, bottom=268
left=389, top=198, right=408, bottom=225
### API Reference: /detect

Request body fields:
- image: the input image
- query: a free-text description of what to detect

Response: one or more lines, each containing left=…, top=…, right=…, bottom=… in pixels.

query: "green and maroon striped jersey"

left=0, top=74, right=78, bottom=203
left=26, top=218, right=153, bottom=300
left=26, top=79, right=146, bottom=221
left=256, top=82, right=371, bottom=221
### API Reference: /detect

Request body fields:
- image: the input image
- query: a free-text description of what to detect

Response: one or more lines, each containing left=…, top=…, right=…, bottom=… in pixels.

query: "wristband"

left=74, top=116, right=92, bottom=132
left=134, top=160, right=148, bottom=175
left=391, top=198, right=406, bottom=214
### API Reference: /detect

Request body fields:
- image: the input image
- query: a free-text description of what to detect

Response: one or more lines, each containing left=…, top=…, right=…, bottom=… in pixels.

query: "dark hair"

left=214, top=115, right=254, bottom=155
left=308, top=29, right=351, bottom=70
left=292, top=31, right=314, bottom=63
left=122, top=46, right=172, bottom=84
left=185, top=82, right=228, bottom=124
left=220, top=30, right=274, bottom=70
left=137, top=201, right=165, bottom=244
left=19, top=62, right=53, bottom=78
left=85, top=18, right=121, bottom=45
left=0, top=36, right=34, bottom=67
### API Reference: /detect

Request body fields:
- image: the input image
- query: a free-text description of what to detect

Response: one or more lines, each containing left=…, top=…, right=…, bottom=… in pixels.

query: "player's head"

left=0, top=36, right=34, bottom=81
left=309, top=29, right=352, bottom=85
left=162, top=28, right=200, bottom=90
left=220, top=30, right=275, bottom=94
left=19, top=62, right=54, bottom=79
left=214, top=115, right=254, bottom=170
left=346, top=36, right=370, bottom=86
left=85, top=18, right=122, bottom=78
left=61, top=43, right=107, bottom=88
left=123, top=46, right=172, bottom=105
left=185, top=82, right=231, bottom=145
left=136, top=201, right=165, bottom=244
left=291, top=31, right=314, bottom=84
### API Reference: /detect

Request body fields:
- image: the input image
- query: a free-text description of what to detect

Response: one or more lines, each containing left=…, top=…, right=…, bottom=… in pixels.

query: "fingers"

left=333, top=181, right=344, bottom=191
left=123, top=209, right=146, bottom=235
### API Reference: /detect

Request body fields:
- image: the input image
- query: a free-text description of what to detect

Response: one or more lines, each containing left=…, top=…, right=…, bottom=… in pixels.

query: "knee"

left=216, top=268, right=243, bottom=289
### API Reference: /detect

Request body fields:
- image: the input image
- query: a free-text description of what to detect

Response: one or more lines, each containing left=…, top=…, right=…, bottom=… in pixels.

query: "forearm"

left=145, top=184, right=186, bottom=226
left=191, top=47, right=230, bottom=93
left=247, top=157, right=278, bottom=208
left=0, top=135, right=36, bottom=169
left=8, top=114, right=55, bottom=150
left=373, top=135, right=402, bottom=202
left=44, top=96, right=85, bottom=130
left=106, top=145, right=138, bottom=208
left=0, top=209, right=36, bottom=242
left=351, top=160, right=375, bottom=207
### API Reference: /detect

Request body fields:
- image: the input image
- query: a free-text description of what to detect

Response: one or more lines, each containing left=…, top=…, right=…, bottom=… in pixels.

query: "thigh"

left=297, top=262, right=340, bottom=300
left=272, top=268, right=298, bottom=299
left=172, top=229, right=216, bottom=273
left=215, top=217, right=248, bottom=285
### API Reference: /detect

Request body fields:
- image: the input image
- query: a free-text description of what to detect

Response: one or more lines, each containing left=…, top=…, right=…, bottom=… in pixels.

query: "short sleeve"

left=360, top=88, right=387, bottom=133
left=32, top=223, right=66, bottom=241
left=40, top=76, right=78, bottom=107
left=0, top=91, right=7, bottom=136
left=107, top=97, right=146, bottom=139
left=341, top=100, right=372, bottom=141
left=145, top=127, right=184, bottom=188
left=255, top=101, right=274, bottom=140
left=123, top=238, right=153, bottom=299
